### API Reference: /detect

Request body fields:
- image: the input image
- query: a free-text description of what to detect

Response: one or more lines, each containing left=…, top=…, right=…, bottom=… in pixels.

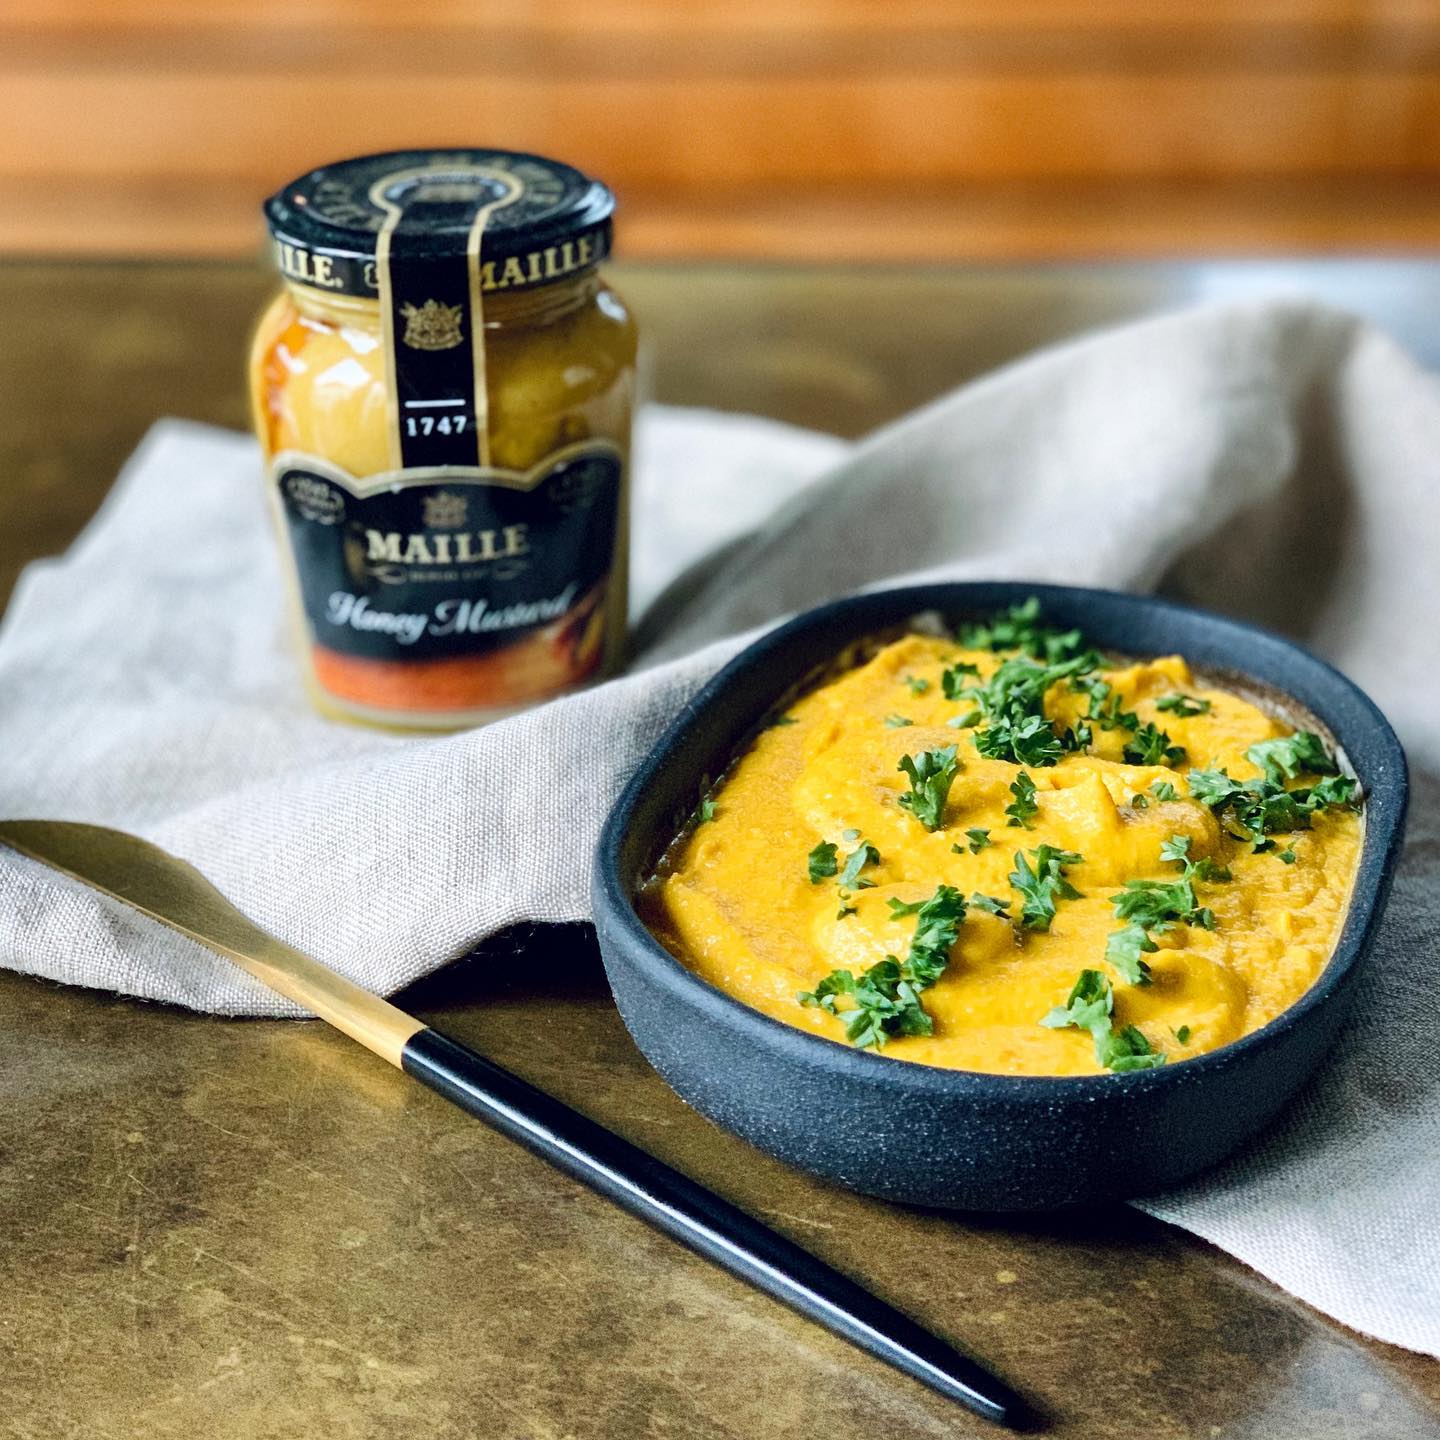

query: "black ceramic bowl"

left=592, top=584, right=1408, bottom=1210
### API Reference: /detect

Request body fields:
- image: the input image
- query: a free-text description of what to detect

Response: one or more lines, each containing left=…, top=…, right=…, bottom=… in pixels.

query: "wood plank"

left=7, top=0, right=1440, bottom=37
left=6, top=1, right=1440, bottom=75
left=3, top=176, right=1438, bottom=262
left=4, top=69, right=1440, bottom=187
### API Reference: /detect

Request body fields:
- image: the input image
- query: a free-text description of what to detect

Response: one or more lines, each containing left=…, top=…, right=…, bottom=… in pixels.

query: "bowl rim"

left=594, top=581, right=1409, bottom=1100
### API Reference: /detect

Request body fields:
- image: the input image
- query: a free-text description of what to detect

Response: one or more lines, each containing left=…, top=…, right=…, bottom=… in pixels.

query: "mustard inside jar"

left=250, top=149, right=637, bottom=728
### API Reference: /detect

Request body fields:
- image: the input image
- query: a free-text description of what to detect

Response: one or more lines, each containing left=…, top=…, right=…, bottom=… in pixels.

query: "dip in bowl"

left=593, top=585, right=1407, bottom=1209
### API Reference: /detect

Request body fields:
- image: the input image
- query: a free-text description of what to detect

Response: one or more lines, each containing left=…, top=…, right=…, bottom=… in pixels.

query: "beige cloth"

left=1, top=301, right=1436, bottom=1356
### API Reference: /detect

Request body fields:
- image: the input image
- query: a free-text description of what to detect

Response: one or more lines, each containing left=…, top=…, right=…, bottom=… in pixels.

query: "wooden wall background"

left=3, top=0, right=1440, bottom=261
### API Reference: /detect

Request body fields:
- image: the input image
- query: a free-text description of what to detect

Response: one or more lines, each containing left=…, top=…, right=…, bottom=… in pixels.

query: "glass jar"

left=249, top=149, right=637, bottom=729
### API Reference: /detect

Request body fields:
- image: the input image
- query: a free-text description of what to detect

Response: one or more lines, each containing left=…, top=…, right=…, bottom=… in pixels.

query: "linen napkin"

left=1, top=300, right=1436, bottom=1358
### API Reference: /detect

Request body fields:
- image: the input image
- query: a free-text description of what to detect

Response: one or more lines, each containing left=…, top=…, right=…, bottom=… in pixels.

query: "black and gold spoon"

left=0, top=819, right=1024, bottom=1428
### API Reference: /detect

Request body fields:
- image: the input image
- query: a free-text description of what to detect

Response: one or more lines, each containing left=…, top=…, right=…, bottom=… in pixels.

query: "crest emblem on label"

left=423, top=490, right=469, bottom=529
left=400, top=299, right=464, bottom=351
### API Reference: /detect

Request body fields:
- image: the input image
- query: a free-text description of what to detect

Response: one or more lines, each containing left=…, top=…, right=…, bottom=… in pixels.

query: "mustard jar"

left=250, top=149, right=637, bottom=728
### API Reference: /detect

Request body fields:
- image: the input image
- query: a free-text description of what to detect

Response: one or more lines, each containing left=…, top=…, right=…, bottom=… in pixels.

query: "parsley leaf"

left=965, top=827, right=992, bottom=853
left=1187, top=764, right=1357, bottom=841
left=1103, top=1024, right=1166, bottom=1072
left=1040, top=969, right=1165, bottom=1072
left=1112, top=874, right=1212, bottom=932
left=902, top=885, right=969, bottom=987
left=941, top=660, right=981, bottom=698
left=800, top=885, right=967, bottom=1049
left=1102, top=833, right=1230, bottom=982
left=904, top=675, right=931, bottom=696
left=1246, top=730, right=1338, bottom=782
left=960, top=651, right=1100, bottom=764
left=806, top=841, right=839, bottom=883
left=969, top=892, right=1011, bottom=919
left=974, top=713, right=1064, bottom=767
left=897, top=745, right=962, bottom=831
left=1009, top=845, right=1083, bottom=931
left=764, top=713, right=799, bottom=729
left=1150, top=780, right=1179, bottom=801
left=957, top=598, right=1090, bottom=663
left=1074, top=675, right=1140, bottom=733
left=837, top=840, right=880, bottom=889
left=695, top=795, right=717, bottom=824
left=1124, top=721, right=1187, bottom=767
left=884, top=713, right=914, bottom=728
left=1041, top=967, right=1112, bottom=1032
left=1005, top=771, right=1040, bottom=828
left=1156, top=693, right=1211, bottom=718
left=1104, top=923, right=1158, bottom=986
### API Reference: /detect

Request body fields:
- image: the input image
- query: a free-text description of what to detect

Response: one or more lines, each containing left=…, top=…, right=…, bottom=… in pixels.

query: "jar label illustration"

left=270, top=443, right=622, bottom=685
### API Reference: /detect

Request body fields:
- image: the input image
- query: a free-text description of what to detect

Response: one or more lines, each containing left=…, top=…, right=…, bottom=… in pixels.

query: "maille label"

left=270, top=445, right=622, bottom=667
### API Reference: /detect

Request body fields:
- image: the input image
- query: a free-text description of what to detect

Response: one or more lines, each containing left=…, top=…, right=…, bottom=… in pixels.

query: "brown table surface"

left=1, top=258, right=1437, bottom=1440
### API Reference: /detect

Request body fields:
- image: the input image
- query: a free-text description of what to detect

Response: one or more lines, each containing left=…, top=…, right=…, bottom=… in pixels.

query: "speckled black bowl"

left=592, top=584, right=1408, bottom=1210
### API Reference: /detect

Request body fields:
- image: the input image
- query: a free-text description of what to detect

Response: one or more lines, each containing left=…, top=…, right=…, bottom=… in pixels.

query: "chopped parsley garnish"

left=1187, top=755, right=1357, bottom=841
left=696, top=795, right=717, bottom=824
left=836, top=904, right=857, bottom=920
left=797, top=963, right=931, bottom=1049
left=1102, top=1024, right=1166, bottom=1072
left=1175, top=1024, right=1192, bottom=1044
left=969, top=892, right=1011, bottom=919
left=1041, top=967, right=1111, bottom=1033
left=941, top=660, right=981, bottom=698
left=1278, top=848, right=1297, bottom=864
left=905, top=675, right=931, bottom=696
left=965, top=827, right=992, bottom=853
left=1246, top=730, right=1338, bottom=782
left=1104, top=924, right=1158, bottom=986
left=1157, top=693, right=1211, bottom=718
left=807, top=842, right=839, bottom=883
left=1075, top=676, right=1140, bottom=733
left=764, top=712, right=799, bottom=729
left=1131, top=793, right=1150, bottom=809
left=1040, top=969, right=1165, bottom=1073
left=957, top=598, right=1089, bottom=663
left=1009, top=845, right=1082, bottom=931
left=956, top=651, right=1098, bottom=766
left=1112, top=868, right=1214, bottom=934
left=902, top=885, right=970, bottom=987
left=884, top=713, right=914, bottom=728
left=837, top=839, right=880, bottom=889
left=974, top=713, right=1064, bottom=767
left=1124, top=721, right=1186, bottom=767
left=1150, top=780, right=1179, bottom=801
left=842, top=827, right=861, bottom=843
left=1158, top=832, right=1232, bottom=883
left=1005, top=771, right=1040, bottom=828
left=897, top=745, right=962, bottom=831
left=1103, top=834, right=1229, bottom=984
left=948, top=709, right=983, bottom=728
left=799, top=885, right=967, bottom=1049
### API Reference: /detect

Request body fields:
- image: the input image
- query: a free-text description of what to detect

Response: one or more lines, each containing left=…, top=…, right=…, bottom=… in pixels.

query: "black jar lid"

left=263, top=148, right=614, bottom=300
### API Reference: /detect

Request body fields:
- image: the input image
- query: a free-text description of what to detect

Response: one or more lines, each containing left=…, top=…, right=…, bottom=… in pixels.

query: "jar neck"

left=283, top=267, right=601, bottom=331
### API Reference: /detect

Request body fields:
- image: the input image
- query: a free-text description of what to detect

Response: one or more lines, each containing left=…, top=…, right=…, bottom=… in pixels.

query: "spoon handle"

left=402, top=1027, right=1023, bottom=1426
